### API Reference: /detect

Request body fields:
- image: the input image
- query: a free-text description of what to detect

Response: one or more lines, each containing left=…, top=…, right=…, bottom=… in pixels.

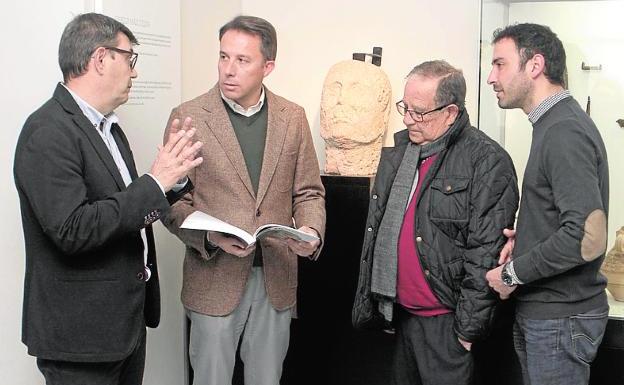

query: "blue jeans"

left=513, top=306, right=608, bottom=385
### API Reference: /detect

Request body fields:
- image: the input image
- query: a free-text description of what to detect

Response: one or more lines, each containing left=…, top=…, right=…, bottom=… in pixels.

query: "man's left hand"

left=286, top=226, right=320, bottom=259
left=485, top=264, right=517, bottom=300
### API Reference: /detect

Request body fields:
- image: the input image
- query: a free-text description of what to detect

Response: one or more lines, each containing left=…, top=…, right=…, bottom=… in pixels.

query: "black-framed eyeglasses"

left=396, top=101, right=452, bottom=122
left=103, top=46, right=138, bottom=69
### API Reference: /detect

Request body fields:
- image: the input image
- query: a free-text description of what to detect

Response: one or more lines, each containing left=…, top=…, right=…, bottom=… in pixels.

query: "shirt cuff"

left=205, top=231, right=219, bottom=251
left=171, top=177, right=189, bottom=192
left=508, top=260, right=524, bottom=285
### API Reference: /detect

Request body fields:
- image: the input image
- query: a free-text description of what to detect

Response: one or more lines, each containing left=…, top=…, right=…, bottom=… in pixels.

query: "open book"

left=180, top=211, right=319, bottom=247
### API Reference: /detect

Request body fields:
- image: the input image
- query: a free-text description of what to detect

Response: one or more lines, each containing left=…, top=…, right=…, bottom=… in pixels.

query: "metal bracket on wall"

left=581, top=61, right=602, bottom=71
left=353, top=47, right=383, bottom=66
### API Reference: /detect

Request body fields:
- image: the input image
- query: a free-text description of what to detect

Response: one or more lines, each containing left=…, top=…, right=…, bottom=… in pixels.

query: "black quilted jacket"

left=352, top=111, right=519, bottom=342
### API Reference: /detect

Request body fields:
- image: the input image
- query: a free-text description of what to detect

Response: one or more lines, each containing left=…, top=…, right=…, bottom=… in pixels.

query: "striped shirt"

left=62, top=84, right=155, bottom=281
left=220, top=87, right=265, bottom=117
left=528, top=89, right=571, bottom=124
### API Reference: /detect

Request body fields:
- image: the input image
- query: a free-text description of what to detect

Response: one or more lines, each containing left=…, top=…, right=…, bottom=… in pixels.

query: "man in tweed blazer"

left=162, top=16, right=326, bottom=385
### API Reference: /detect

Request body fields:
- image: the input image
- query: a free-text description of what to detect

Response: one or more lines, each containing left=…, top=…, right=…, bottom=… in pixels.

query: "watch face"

left=501, top=269, right=514, bottom=286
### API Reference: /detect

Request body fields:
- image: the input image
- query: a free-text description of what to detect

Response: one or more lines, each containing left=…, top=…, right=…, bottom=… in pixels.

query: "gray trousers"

left=393, top=309, right=473, bottom=385
left=187, top=267, right=292, bottom=385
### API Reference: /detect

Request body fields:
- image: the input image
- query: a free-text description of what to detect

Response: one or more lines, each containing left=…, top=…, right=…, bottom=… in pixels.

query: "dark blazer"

left=14, top=84, right=190, bottom=362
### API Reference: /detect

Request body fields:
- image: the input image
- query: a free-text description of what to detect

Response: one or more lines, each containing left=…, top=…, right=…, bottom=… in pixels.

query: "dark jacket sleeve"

left=352, top=147, right=400, bottom=329
left=14, top=116, right=170, bottom=256
left=291, top=106, right=326, bottom=258
left=454, top=148, right=519, bottom=342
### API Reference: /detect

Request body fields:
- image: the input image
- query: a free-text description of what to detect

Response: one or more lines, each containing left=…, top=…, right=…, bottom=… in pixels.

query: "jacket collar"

left=53, top=83, right=130, bottom=190
left=201, top=84, right=289, bottom=207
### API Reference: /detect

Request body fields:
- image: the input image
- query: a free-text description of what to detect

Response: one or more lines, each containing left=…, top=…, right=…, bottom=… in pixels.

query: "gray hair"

left=219, top=15, right=277, bottom=61
left=59, top=13, right=137, bottom=82
left=406, top=60, right=466, bottom=110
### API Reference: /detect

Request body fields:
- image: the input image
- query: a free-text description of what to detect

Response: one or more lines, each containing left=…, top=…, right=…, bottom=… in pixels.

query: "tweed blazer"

left=163, top=85, right=326, bottom=316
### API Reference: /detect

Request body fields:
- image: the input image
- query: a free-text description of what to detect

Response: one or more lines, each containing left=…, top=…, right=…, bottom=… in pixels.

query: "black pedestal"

left=281, top=175, right=394, bottom=385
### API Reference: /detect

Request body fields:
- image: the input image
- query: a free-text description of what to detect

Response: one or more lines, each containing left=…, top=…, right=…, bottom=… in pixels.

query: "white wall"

left=181, top=0, right=482, bottom=168
left=478, top=0, right=509, bottom=143
left=0, top=2, right=85, bottom=383
left=181, top=0, right=242, bottom=101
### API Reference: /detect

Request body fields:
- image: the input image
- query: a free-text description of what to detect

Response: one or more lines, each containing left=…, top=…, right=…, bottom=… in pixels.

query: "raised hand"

left=498, top=228, right=516, bottom=265
left=151, top=117, right=203, bottom=191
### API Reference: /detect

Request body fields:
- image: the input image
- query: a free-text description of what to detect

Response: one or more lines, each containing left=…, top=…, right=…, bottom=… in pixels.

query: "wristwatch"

left=501, top=262, right=518, bottom=286
left=205, top=232, right=219, bottom=251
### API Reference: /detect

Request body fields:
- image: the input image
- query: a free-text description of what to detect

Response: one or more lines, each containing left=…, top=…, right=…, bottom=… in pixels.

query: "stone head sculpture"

left=320, top=60, right=391, bottom=175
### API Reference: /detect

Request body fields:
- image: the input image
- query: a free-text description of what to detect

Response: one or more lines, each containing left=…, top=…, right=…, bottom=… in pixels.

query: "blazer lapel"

left=54, top=85, right=127, bottom=190
left=203, top=86, right=255, bottom=198
left=111, top=123, right=139, bottom=180
left=256, top=90, right=288, bottom=206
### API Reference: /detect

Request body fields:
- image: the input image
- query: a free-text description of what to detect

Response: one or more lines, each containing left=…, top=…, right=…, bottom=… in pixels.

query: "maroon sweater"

left=397, top=154, right=451, bottom=317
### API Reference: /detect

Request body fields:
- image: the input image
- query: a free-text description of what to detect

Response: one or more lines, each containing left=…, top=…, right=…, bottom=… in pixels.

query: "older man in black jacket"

left=353, top=60, right=519, bottom=385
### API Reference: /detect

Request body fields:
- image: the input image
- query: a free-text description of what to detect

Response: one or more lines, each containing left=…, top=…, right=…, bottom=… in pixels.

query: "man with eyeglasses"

left=353, top=60, right=518, bottom=385
left=14, top=13, right=203, bottom=385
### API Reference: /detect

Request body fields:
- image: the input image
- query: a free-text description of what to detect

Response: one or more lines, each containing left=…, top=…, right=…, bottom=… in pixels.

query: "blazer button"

left=136, top=272, right=144, bottom=281
left=416, top=236, right=423, bottom=243
left=424, top=269, right=430, bottom=277
left=367, top=227, right=373, bottom=232
left=256, top=209, right=261, bottom=217
left=372, top=194, right=378, bottom=200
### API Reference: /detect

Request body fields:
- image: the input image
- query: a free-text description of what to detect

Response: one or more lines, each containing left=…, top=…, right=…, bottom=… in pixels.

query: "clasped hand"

left=485, top=228, right=517, bottom=300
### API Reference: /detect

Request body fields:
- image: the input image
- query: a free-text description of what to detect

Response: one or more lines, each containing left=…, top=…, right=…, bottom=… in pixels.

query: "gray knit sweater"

left=513, top=96, right=609, bottom=319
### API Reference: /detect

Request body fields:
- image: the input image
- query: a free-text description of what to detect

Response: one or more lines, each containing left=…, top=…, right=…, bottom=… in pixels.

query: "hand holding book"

left=181, top=211, right=320, bottom=254
left=285, top=226, right=321, bottom=259
left=206, top=231, right=256, bottom=257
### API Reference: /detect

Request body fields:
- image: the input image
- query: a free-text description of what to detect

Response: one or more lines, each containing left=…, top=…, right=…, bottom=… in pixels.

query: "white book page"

left=254, top=224, right=320, bottom=243
left=180, top=211, right=255, bottom=245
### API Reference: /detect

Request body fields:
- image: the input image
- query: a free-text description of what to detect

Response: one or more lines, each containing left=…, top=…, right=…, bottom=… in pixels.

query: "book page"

left=255, top=224, right=320, bottom=243
left=180, top=211, right=256, bottom=246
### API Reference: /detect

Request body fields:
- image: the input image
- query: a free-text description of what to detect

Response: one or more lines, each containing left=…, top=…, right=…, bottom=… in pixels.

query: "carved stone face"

left=320, top=60, right=391, bottom=147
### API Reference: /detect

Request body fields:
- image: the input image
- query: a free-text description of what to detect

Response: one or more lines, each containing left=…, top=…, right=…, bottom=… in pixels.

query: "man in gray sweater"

left=485, top=23, right=609, bottom=385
